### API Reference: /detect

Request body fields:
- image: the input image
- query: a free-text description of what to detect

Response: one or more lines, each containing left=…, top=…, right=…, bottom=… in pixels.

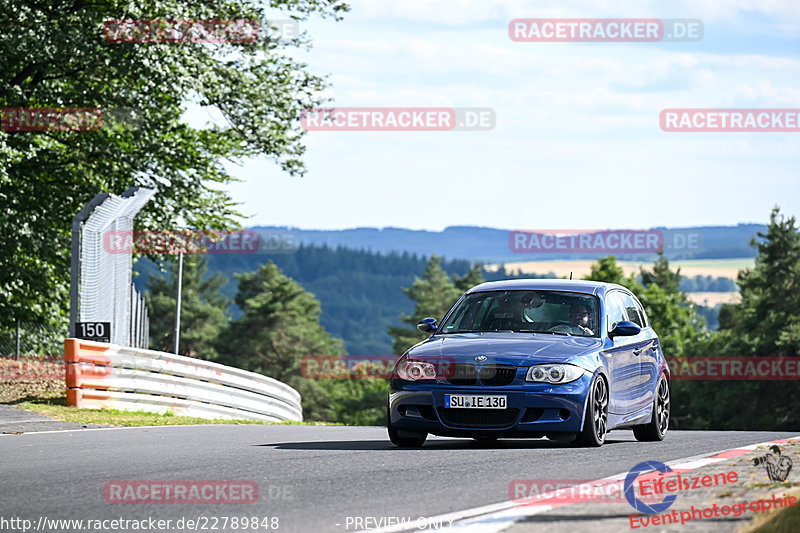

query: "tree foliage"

left=215, top=262, right=344, bottom=420
left=0, top=0, right=347, bottom=328
left=683, top=208, right=800, bottom=430
left=145, top=255, right=229, bottom=359
left=388, top=256, right=483, bottom=354
left=583, top=253, right=707, bottom=357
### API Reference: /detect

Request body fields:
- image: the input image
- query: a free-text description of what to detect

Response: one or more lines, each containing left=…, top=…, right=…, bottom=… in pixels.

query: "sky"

left=198, top=0, right=799, bottom=231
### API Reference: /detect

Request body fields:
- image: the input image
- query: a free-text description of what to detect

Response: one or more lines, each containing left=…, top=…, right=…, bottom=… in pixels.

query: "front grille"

left=479, top=365, right=517, bottom=386
left=446, top=364, right=478, bottom=385
left=438, top=407, right=520, bottom=428
left=445, top=364, right=517, bottom=386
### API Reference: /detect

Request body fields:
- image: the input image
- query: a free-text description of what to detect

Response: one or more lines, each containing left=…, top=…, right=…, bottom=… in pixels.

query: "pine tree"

left=215, top=262, right=344, bottom=421
left=584, top=256, right=632, bottom=286
left=722, top=207, right=800, bottom=356
left=146, top=255, right=230, bottom=359
left=640, top=252, right=683, bottom=297
left=388, top=256, right=484, bottom=354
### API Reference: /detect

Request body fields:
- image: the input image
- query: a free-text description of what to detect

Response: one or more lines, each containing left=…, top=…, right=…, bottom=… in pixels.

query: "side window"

left=635, top=299, right=648, bottom=328
left=606, top=292, right=628, bottom=332
left=620, top=292, right=644, bottom=327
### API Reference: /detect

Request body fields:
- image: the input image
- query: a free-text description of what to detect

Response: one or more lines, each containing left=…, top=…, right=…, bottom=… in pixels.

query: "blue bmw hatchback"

left=388, top=279, right=670, bottom=447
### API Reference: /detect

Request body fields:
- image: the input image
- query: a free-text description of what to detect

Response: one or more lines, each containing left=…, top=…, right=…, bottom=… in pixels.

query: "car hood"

left=405, top=332, right=602, bottom=366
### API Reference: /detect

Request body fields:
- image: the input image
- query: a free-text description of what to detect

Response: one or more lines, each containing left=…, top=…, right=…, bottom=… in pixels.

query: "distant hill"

left=134, top=247, right=478, bottom=356
left=134, top=242, right=741, bottom=356
left=251, top=224, right=764, bottom=263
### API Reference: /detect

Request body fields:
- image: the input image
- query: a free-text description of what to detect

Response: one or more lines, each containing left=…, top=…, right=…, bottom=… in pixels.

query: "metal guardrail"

left=65, top=339, right=302, bottom=422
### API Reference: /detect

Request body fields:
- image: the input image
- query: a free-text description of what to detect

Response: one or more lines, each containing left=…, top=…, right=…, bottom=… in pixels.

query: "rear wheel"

left=633, top=375, right=669, bottom=442
left=574, top=375, right=608, bottom=447
left=387, top=405, right=427, bottom=447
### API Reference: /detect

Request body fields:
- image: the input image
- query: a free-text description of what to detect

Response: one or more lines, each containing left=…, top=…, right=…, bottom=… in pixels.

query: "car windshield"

left=439, top=289, right=600, bottom=337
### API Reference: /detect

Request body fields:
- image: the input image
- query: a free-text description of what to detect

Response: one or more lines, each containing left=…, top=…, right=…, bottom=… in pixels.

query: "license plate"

left=444, top=394, right=507, bottom=409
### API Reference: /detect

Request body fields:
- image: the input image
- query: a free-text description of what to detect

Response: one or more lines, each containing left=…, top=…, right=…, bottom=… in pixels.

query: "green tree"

left=640, top=252, right=683, bottom=296
left=216, top=262, right=344, bottom=421
left=583, top=256, right=633, bottom=286
left=454, top=263, right=485, bottom=292
left=687, top=208, right=800, bottom=430
left=321, top=378, right=389, bottom=426
left=717, top=208, right=800, bottom=356
left=0, top=0, right=348, bottom=329
left=388, top=256, right=483, bottom=354
left=583, top=254, right=706, bottom=357
left=145, top=255, right=230, bottom=359
left=637, top=253, right=707, bottom=357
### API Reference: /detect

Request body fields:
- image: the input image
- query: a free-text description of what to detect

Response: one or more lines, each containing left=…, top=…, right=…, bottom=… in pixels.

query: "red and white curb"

left=366, top=436, right=800, bottom=533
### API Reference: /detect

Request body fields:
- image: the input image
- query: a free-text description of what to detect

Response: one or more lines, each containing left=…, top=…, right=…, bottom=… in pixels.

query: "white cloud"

left=221, top=0, right=800, bottom=231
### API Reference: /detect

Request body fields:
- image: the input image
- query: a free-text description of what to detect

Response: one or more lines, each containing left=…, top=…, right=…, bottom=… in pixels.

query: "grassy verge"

left=739, top=489, right=800, bottom=533
left=8, top=393, right=340, bottom=427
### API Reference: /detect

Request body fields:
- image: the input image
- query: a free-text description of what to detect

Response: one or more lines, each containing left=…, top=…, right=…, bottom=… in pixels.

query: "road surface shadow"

left=257, top=438, right=632, bottom=451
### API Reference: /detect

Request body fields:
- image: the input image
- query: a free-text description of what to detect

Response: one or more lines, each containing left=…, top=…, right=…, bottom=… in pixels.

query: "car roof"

left=466, top=278, right=632, bottom=297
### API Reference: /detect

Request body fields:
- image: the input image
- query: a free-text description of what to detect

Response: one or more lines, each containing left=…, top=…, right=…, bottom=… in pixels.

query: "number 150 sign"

left=76, top=321, right=111, bottom=343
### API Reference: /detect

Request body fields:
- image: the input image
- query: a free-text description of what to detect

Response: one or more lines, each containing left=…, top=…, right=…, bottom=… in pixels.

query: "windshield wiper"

left=546, top=331, right=572, bottom=337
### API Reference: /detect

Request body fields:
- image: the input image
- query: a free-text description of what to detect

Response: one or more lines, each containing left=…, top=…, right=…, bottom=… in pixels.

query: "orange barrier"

left=63, top=338, right=302, bottom=421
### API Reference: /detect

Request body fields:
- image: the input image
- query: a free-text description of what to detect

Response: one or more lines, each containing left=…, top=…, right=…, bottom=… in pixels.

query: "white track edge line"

left=365, top=435, right=800, bottom=533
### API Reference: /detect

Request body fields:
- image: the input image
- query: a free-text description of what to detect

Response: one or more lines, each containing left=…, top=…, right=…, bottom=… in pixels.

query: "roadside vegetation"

left=9, top=394, right=339, bottom=427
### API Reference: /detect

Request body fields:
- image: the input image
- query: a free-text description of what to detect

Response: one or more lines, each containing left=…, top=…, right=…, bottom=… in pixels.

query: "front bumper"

left=389, top=373, right=592, bottom=438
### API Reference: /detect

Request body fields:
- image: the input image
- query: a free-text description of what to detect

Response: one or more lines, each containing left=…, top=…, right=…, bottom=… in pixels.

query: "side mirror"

left=417, top=317, right=438, bottom=334
left=609, top=320, right=641, bottom=339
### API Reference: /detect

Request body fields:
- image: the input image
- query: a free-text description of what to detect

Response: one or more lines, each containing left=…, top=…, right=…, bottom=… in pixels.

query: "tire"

left=387, top=406, right=427, bottom=448
left=633, top=375, right=670, bottom=442
left=574, top=375, right=609, bottom=447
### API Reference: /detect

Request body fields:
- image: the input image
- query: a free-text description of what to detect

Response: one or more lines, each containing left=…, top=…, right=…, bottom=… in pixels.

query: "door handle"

left=633, top=348, right=642, bottom=356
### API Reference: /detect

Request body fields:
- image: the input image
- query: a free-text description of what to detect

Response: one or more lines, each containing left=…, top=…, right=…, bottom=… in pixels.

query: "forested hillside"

left=134, top=244, right=731, bottom=355
left=135, top=246, right=478, bottom=355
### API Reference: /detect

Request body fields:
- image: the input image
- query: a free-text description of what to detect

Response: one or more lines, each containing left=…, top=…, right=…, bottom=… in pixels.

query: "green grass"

left=10, top=394, right=340, bottom=427
left=740, top=490, right=800, bottom=533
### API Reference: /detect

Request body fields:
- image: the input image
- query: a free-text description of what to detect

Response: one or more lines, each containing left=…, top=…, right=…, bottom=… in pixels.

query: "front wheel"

left=387, top=406, right=427, bottom=447
left=633, top=375, right=670, bottom=442
left=574, top=375, right=608, bottom=447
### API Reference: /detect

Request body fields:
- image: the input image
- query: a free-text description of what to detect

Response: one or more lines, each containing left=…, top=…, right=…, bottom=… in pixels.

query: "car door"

left=604, top=291, right=640, bottom=415
left=618, top=291, right=656, bottom=412
left=624, top=294, right=661, bottom=410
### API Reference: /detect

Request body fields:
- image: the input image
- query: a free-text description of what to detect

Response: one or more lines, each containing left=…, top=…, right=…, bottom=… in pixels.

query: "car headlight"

left=526, top=364, right=586, bottom=384
left=395, top=360, right=437, bottom=381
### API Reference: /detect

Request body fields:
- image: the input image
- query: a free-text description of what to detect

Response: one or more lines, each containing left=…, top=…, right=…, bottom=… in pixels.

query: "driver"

left=569, top=305, right=594, bottom=336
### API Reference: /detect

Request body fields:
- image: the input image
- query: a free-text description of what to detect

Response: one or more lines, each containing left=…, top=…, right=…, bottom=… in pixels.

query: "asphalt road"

left=0, top=423, right=797, bottom=533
